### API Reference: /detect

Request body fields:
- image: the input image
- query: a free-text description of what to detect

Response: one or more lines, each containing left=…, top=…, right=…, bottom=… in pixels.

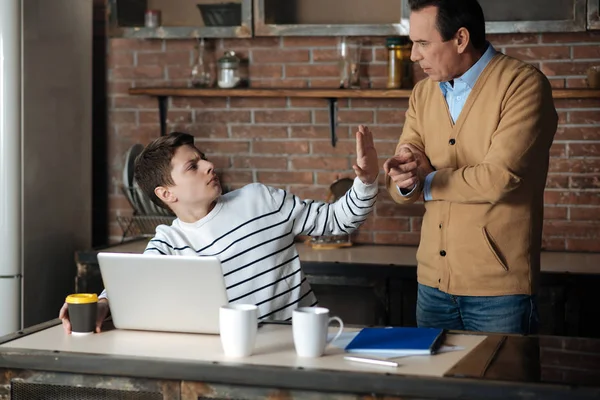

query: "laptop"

left=97, top=252, right=229, bottom=334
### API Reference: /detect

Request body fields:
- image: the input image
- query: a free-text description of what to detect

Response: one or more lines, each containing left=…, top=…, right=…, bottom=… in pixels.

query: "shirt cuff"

left=423, top=171, right=436, bottom=201
left=397, top=184, right=417, bottom=197
left=98, top=289, right=108, bottom=300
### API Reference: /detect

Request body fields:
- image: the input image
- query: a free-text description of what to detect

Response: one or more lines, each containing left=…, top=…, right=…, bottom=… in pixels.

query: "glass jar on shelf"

left=217, top=50, right=241, bottom=89
left=386, top=37, right=413, bottom=89
left=190, top=37, right=215, bottom=88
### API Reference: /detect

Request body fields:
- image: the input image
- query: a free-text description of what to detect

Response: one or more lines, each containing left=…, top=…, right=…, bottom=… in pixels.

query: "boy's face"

left=165, top=144, right=221, bottom=209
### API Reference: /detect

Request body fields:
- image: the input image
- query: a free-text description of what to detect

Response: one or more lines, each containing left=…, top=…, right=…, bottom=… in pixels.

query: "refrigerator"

left=0, top=0, right=92, bottom=336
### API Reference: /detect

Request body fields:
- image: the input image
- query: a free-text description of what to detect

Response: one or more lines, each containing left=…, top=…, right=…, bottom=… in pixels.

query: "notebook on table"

left=344, top=327, right=445, bottom=356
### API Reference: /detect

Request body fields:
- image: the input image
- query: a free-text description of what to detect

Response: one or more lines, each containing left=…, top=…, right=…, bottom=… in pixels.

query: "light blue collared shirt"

left=419, top=43, right=497, bottom=201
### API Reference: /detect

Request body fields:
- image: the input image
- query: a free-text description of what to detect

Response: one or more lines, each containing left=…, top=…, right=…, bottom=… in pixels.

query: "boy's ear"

left=155, top=186, right=176, bottom=205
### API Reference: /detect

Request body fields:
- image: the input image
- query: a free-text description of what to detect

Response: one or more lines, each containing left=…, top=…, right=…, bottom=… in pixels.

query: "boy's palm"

left=353, top=125, right=379, bottom=184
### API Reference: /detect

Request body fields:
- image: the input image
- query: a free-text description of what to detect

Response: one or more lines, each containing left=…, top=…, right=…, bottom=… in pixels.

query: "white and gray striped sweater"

left=100, top=177, right=377, bottom=321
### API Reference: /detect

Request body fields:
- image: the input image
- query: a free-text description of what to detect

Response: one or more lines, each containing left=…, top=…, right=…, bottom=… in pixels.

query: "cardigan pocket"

left=482, top=226, right=509, bottom=271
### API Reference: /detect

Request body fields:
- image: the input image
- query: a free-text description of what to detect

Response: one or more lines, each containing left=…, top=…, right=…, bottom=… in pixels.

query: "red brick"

left=252, top=49, right=310, bottom=63
left=542, top=237, right=566, bottom=251
left=254, top=110, right=311, bottom=124
left=362, top=217, right=410, bottom=232
left=251, top=79, right=309, bottom=88
left=164, top=39, right=197, bottom=51
left=291, top=157, right=349, bottom=170
left=374, top=47, right=388, bottom=63
left=130, top=79, right=187, bottom=88
left=570, top=176, right=600, bottom=189
left=570, top=207, right=600, bottom=221
left=549, top=79, right=565, bottom=89
left=312, top=49, right=339, bottom=62
left=207, top=155, right=231, bottom=169
left=220, top=171, right=254, bottom=185
left=351, top=99, right=409, bottom=109
left=557, top=111, right=568, bottom=125
left=544, top=206, right=568, bottom=220
left=194, top=141, right=249, bottom=154
left=253, top=141, right=309, bottom=154
left=283, top=37, right=337, bottom=47
left=312, top=140, right=355, bottom=155
left=545, top=190, right=600, bottom=206
left=139, top=110, right=192, bottom=124
left=249, top=64, right=283, bottom=79
left=286, top=64, right=339, bottom=78
left=230, top=125, right=288, bottom=139
left=314, top=110, right=374, bottom=125
left=542, top=62, right=599, bottom=76
left=110, top=38, right=163, bottom=52
left=233, top=156, right=287, bottom=170
left=315, top=172, right=353, bottom=185
left=370, top=126, right=403, bottom=140
left=541, top=32, right=600, bottom=43
left=488, top=33, right=540, bottom=45
left=289, top=98, right=329, bottom=108
left=170, top=97, right=228, bottom=109
left=109, top=111, right=137, bottom=124
left=555, top=127, right=600, bottom=141
left=550, top=143, right=566, bottom=158
left=549, top=159, right=600, bottom=174
left=166, top=66, right=194, bottom=80
left=290, top=126, right=334, bottom=139
left=569, top=111, right=600, bottom=125
left=108, top=81, right=133, bottom=95
left=504, top=46, right=569, bottom=61
left=257, top=171, right=313, bottom=185
left=310, top=78, right=345, bottom=88
left=196, top=111, right=251, bottom=123
left=376, top=203, right=425, bottom=217
left=566, top=78, right=588, bottom=88
left=374, top=232, right=420, bottom=245
left=411, top=217, right=423, bottom=232
left=374, top=141, right=399, bottom=157
left=117, top=124, right=161, bottom=138
left=173, top=124, right=227, bottom=139
left=377, top=110, right=406, bottom=124
left=546, top=175, right=569, bottom=189
left=365, top=64, right=388, bottom=79
left=568, top=143, right=600, bottom=157
left=137, top=51, right=191, bottom=66
left=554, top=98, right=600, bottom=108
left=572, top=45, right=600, bottom=59
left=566, top=238, right=600, bottom=252
left=352, top=231, right=374, bottom=244
left=222, top=37, right=280, bottom=48
left=543, top=221, right=600, bottom=238
left=111, top=66, right=164, bottom=79
left=108, top=52, right=134, bottom=67
left=229, top=98, right=287, bottom=108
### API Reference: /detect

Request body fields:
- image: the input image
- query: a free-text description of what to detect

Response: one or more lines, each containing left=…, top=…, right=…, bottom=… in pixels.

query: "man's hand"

left=383, top=147, right=419, bottom=189
left=59, top=298, right=110, bottom=334
left=353, top=125, right=379, bottom=185
left=399, top=143, right=434, bottom=180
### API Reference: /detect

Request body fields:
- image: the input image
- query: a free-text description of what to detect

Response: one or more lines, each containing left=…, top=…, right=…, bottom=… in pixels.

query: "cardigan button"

left=440, top=250, right=447, bottom=257
left=449, top=139, right=456, bottom=145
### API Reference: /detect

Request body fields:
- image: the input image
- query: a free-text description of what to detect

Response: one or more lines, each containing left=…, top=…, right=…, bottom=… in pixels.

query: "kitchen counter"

left=1, top=319, right=599, bottom=399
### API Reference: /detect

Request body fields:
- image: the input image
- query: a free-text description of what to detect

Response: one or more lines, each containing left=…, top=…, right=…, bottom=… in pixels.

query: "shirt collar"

left=439, top=43, right=497, bottom=94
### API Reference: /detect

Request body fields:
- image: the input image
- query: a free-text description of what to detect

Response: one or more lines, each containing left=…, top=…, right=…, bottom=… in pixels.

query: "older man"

left=384, top=0, right=557, bottom=334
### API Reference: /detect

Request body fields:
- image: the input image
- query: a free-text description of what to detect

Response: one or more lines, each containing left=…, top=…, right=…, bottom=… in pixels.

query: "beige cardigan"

left=386, top=53, right=558, bottom=296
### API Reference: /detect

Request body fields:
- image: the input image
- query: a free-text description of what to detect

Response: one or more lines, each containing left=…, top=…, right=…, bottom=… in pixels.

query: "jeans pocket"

left=482, top=226, right=509, bottom=271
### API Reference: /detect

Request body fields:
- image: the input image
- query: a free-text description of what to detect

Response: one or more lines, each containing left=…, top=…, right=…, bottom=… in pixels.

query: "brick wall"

left=107, top=33, right=600, bottom=252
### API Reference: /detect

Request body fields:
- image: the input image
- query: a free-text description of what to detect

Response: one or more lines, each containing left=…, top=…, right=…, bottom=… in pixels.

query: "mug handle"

left=326, top=316, right=344, bottom=345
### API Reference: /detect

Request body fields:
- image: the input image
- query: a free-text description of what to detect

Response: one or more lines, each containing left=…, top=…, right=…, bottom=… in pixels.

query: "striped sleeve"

left=264, top=177, right=378, bottom=237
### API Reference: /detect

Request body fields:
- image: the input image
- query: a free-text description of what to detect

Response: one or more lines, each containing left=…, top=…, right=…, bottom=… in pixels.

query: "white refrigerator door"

left=0, top=277, right=21, bottom=336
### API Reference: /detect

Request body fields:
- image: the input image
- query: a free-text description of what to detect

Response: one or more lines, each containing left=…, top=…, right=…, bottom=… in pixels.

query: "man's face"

left=166, top=144, right=221, bottom=209
left=409, top=6, right=461, bottom=82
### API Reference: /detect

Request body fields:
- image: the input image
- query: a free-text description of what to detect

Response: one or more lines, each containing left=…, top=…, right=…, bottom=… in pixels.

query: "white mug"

left=219, top=304, right=258, bottom=357
left=292, top=307, right=344, bottom=358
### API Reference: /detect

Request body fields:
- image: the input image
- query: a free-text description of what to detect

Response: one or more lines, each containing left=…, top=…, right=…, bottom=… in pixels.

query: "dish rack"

left=117, top=185, right=175, bottom=242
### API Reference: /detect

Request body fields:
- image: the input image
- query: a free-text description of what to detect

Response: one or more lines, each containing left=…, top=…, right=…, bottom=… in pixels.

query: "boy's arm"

left=264, top=177, right=378, bottom=237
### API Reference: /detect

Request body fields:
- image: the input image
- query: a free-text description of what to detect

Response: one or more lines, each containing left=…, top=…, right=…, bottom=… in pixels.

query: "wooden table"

left=1, top=319, right=599, bottom=400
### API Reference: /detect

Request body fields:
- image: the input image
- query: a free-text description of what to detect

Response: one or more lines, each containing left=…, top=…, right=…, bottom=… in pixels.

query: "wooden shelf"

left=128, top=87, right=600, bottom=99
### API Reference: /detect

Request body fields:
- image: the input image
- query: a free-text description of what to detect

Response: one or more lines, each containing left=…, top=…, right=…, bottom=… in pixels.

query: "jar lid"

left=386, top=36, right=411, bottom=47
left=218, top=50, right=240, bottom=68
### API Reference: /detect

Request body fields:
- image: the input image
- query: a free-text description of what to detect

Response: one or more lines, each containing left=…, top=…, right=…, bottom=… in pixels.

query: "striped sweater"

left=100, top=177, right=378, bottom=321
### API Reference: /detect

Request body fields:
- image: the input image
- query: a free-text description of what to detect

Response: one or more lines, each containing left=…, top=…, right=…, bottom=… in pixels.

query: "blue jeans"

left=416, top=284, right=539, bottom=334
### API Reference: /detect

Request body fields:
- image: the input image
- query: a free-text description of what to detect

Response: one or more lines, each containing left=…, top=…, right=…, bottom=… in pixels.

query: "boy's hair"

left=408, top=0, right=487, bottom=51
left=134, top=131, right=195, bottom=210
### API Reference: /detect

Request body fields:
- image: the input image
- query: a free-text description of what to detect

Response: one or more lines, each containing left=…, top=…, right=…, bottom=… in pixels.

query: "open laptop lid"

left=97, top=252, right=229, bottom=334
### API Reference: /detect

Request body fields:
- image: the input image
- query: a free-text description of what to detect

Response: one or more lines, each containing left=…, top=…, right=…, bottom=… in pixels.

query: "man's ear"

left=455, top=27, right=470, bottom=54
left=155, top=186, right=176, bottom=205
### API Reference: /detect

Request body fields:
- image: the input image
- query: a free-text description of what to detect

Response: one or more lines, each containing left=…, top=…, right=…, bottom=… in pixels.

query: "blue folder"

left=345, top=327, right=445, bottom=356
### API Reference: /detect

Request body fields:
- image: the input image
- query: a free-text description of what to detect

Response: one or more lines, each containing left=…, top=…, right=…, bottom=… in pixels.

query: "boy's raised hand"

left=353, top=125, right=379, bottom=185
